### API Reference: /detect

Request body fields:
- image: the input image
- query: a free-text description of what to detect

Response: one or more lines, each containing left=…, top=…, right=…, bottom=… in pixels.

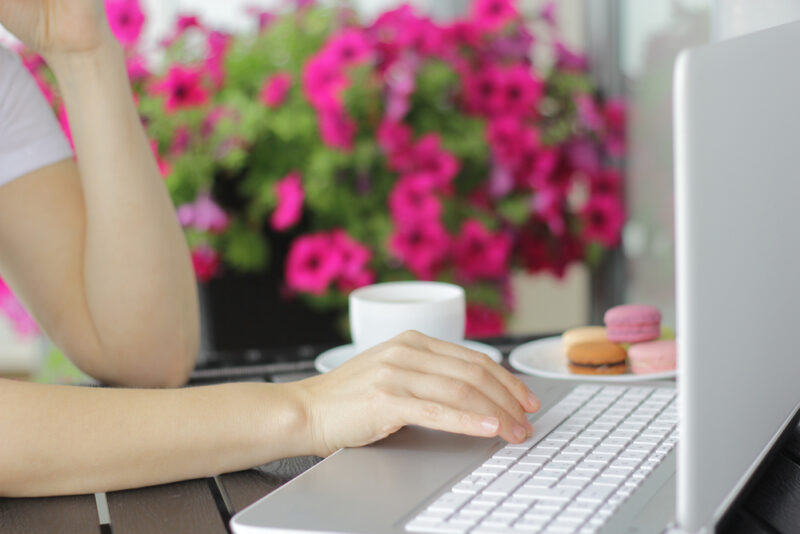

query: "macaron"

left=627, top=340, right=677, bottom=374
left=562, top=326, right=607, bottom=352
left=604, top=304, right=662, bottom=343
left=566, top=341, right=627, bottom=375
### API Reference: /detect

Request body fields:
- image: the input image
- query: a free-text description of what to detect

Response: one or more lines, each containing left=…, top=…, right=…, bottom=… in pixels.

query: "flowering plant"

left=13, top=0, right=626, bottom=339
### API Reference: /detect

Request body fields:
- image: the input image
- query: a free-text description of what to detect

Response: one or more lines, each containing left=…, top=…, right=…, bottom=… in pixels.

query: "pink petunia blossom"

left=494, top=64, right=543, bottom=117
left=580, top=194, right=626, bottom=246
left=576, top=94, right=604, bottom=131
left=205, top=31, right=231, bottom=88
left=151, top=65, right=209, bottom=112
left=105, top=0, right=145, bottom=48
left=388, top=219, right=451, bottom=280
left=471, top=0, right=519, bottom=32
left=177, top=193, right=229, bottom=233
left=384, top=58, right=417, bottom=121
left=532, top=187, right=566, bottom=236
left=589, top=168, right=623, bottom=198
left=518, top=223, right=584, bottom=279
left=126, top=55, right=150, bottom=82
left=555, top=41, right=588, bottom=71
left=303, top=52, right=349, bottom=111
left=489, top=27, right=535, bottom=63
left=464, top=66, right=503, bottom=114
left=444, top=21, right=482, bottom=51
left=489, top=165, right=514, bottom=198
left=566, top=138, right=601, bottom=174
left=465, top=303, right=505, bottom=338
left=260, top=72, right=293, bottom=108
left=331, top=230, right=375, bottom=292
left=170, top=127, right=192, bottom=157
left=603, top=98, right=627, bottom=157
left=318, top=108, right=357, bottom=151
left=525, top=148, right=572, bottom=194
left=453, top=220, right=512, bottom=281
left=271, top=172, right=305, bottom=231
left=323, top=29, right=372, bottom=66
left=541, top=1, right=557, bottom=25
left=285, top=233, right=343, bottom=295
left=377, top=119, right=413, bottom=155
left=58, top=105, right=74, bottom=150
left=191, top=245, right=221, bottom=283
left=149, top=140, right=171, bottom=178
left=487, top=115, right=539, bottom=168
left=388, top=173, right=441, bottom=223
left=391, top=134, right=459, bottom=189
left=0, top=276, right=39, bottom=338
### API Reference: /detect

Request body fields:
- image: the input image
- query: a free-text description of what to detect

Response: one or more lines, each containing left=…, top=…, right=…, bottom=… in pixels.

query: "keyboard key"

left=577, top=485, right=616, bottom=503
left=484, top=472, right=530, bottom=496
left=493, top=446, right=527, bottom=460
left=428, top=491, right=473, bottom=512
left=517, top=485, right=580, bottom=501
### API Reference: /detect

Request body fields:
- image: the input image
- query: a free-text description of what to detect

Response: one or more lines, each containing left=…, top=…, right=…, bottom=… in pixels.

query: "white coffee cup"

left=349, top=281, right=466, bottom=353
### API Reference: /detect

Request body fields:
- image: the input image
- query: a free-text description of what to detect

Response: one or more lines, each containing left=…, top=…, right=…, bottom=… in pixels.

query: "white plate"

left=508, top=336, right=676, bottom=382
left=315, top=340, right=504, bottom=374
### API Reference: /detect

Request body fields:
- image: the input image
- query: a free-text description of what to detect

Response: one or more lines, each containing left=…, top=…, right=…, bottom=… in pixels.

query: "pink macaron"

left=604, top=304, right=662, bottom=343
left=627, top=339, right=677, bottom=374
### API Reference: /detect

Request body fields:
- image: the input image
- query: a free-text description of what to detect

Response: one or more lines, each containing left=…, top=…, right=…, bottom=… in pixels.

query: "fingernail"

left=513, top=424, right=526, bottom=441
left=527, top=393, right=540, bottom=412
left=481, top=417, right=499, bottom=433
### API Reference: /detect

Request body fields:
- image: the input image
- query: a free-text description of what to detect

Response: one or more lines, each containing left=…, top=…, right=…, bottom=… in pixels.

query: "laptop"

left=230, top=19, right=800, bottom=534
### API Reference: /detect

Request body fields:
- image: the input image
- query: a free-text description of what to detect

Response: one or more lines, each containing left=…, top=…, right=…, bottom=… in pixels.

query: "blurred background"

left=3, top=0, right=787, bottom=382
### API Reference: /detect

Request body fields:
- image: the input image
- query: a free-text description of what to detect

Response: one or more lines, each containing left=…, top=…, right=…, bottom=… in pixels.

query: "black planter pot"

left=198, top=271, right=345, bottom=352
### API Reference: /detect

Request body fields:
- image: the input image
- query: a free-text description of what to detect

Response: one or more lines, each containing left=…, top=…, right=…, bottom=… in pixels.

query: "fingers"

left=384, top=366, right=531, bottom=443
left=390, top=395, right=510, bottom=440
left=397, top=331, right=541, bottom=413
left=384, top=346, right=532, bottom=432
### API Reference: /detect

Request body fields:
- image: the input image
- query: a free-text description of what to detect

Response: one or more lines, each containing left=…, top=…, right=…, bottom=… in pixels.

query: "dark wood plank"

left=744, top=453, right=800, bottom=533
left=220, top=457, right=322, bottom=513
left=107, top=479, right=226, bottom=534
left=0, top=494, right=99, bottom=534
left=218, top=470, right=283, bottom=513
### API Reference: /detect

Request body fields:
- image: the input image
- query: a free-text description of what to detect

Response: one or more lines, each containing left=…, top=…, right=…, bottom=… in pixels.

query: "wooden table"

left=1, top=340, right=799, bottom=534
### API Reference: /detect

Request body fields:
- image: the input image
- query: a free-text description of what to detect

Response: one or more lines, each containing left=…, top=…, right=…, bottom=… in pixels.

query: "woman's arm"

left=0, top=331, right=539, bottom=497
left=0, top=3, right=198, bottom=386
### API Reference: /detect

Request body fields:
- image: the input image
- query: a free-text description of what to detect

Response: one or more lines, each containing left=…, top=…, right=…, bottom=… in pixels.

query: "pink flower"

left=489, top=165, right=514, bottom=197
left=177, top=193, right=229, bottom=233
left=151, top=65, right=209, bottom=112
left=126, top=55, right=150, bottom=82
left=377, top=120, right=413, bottom=155
left=566, top=138, right=601, bottom=174
left=58, top=105, right=74, bottom=150
left=176, top=15, right=203, bottom=33
left=454, top=220, right=512, bottom=281
left=303, top=52, right=348, bottom=110
left=603, top=98, right=627, bottom=157
left=525, top=148, right=572, bottom=194
left=0, top=276, right=39, bottom=338
left=541, top=1, right=557, bottom=25
left=487, top=115, right=539, bottom=168
left=464, top=66, right=503, bottom=114
left=260, top=73, right=293, bottom=108
left=444, top=21, right=482, bottom=50
left=555, top=41, right=588, bottom=71
left=245, top=7, right=275, bottom=31
left=580, top=195, right=626, bottom=246
left=271, top=172, right=305, bottom=231
left=466, top=303, right=505, bottom=338
left=388, top=173, right=441, bottom=223
left=518, top=223, right=583, bottom=278
left=471, top=0, right=519, bottom=32
left=323, top=29, right=372, bottom=66
left=388, top=220, right=451, bottom=280
left=495, top=65, right=543, bottom=117
left=384, top=58, right=417, bottom=121
left=170, top=127, right=192, bottom=157
left=205, top=31, right=230, bottom=88
left=589, top=168, right=622, bottom=198
left=149, top=140, right=171, bottom=178
left=391, top=134, right=459, bottom=189
left=532, top=187, right=566, bottom=236
left=576, top=94, right=603, bottom=131
left=318, top=108, right=357, bottom=151
left=191, top=245, right=221, bottom=283
left=286, top=233, right=343, bottom=295
left=105, top=0, right=145, bottom=48
left=331, top=230, right=375, bottom=292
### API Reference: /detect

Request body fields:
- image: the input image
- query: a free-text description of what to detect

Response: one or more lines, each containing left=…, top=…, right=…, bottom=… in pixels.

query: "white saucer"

left=314, top=340, right=504, bottom=373
left=508, top=336, right=677, bottom=382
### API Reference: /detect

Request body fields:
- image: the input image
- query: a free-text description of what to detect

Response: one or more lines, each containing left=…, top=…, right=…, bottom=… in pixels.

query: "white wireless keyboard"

left=405, top=384, right=677, bottom=534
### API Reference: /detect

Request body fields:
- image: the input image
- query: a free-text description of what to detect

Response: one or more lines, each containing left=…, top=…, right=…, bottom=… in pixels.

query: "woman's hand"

left=294, top=330, right=541, bottom=457
left=0, top=0, right=111, bottom=57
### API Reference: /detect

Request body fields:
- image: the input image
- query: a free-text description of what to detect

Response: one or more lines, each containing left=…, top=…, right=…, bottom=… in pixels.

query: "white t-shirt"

left=0, top=46, right=72, bottom=187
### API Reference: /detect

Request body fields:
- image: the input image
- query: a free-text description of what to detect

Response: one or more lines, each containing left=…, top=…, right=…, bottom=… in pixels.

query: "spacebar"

left=505, top=400, right=574, bottom=449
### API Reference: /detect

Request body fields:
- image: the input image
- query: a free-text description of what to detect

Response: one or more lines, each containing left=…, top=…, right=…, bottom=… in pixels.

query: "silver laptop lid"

left=674, top=20, right=800, bottom=532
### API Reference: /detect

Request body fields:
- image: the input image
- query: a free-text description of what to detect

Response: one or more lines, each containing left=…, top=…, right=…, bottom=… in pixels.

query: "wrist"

left=45, top=34, right=123, bottom=85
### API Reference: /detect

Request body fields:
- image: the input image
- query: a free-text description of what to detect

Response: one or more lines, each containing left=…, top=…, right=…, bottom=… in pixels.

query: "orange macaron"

left=567, top=341, right=628, bottom=375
